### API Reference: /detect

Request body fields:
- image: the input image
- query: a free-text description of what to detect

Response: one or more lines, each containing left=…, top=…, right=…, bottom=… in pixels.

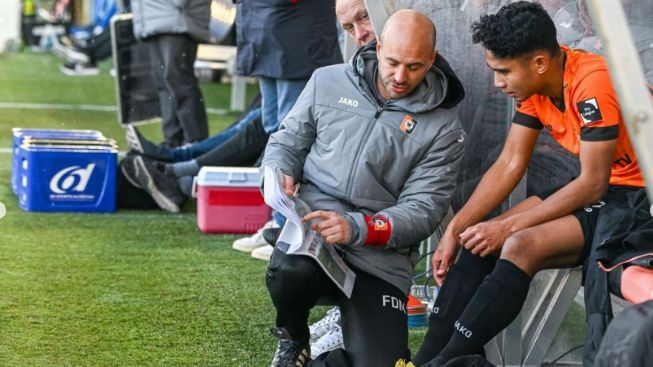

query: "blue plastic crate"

left=11, top=128, right=105, bottom=195
left=17, top=144, right=117, bottom=213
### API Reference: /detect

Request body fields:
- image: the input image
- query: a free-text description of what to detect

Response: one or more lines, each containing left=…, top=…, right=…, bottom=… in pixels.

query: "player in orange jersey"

left=414, top=2, right=653, bottom=366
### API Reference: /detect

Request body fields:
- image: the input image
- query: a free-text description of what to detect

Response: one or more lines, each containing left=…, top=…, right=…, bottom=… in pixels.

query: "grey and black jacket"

left=132, top=0, right=211, bottom=42
left=262, top=42, right=466, bottom=294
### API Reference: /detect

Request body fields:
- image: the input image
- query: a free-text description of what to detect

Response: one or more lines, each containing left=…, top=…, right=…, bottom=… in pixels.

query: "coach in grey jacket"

left=263, top=10, right=465, bottom=367
left=132, top=0, right=211, bottom=147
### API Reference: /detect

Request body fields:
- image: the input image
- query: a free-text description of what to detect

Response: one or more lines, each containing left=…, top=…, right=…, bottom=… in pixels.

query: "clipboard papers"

left=263, top=166, right=356, bottom=298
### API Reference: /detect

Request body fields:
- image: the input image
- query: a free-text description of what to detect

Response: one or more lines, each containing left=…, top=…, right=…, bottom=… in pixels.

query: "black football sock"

left=413, top=249, right=497, bottom=365
left=437, top=259, right=531, bottom=363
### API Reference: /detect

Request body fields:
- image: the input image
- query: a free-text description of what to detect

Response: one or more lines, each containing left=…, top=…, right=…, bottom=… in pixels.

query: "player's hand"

left=460, top=219, right=510, bottom=257
left=282, top=174, right=297, bottom=197
left=304, top=210, right=351, bottom=245
left=432, top=231, right=460, bottom=286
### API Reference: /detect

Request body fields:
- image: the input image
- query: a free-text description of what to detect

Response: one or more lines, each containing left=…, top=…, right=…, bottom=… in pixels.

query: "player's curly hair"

left=471, top=1, right=560, bottom=59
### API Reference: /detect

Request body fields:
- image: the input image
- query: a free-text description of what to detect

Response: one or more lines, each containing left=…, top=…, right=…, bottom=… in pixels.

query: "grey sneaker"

left=270, top=327, right=311, bottom=367
left=132, top=155, right=187, bottom=213
left=120, top=154, right=142, bottom=189
left=51, top=38, right=90, bottom=64
left=59, top=62, right=99, bottom=76
left=125, top=124, right=160, bottom=158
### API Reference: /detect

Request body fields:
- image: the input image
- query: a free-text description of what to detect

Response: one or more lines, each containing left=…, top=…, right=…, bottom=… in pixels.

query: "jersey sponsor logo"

left=49, top=163, right=96, bottom=194
left=382, top=295, right=406, bottom=313
left=454, top=320, right=473, bottom=338
left=613, top=153, right=633, bottom=168
left=338, top=97, right=359, bottom=108
left=577, top=97, right=603, bottom=124
left=400, top=114, right=417, bottom=134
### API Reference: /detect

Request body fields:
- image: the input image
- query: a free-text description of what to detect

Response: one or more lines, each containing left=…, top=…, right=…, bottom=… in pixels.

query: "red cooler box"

left=193, top=166, right=270, bottom=234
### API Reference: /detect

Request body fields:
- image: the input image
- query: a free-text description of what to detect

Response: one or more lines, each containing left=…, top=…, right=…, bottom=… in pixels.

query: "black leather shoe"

left=270, top=327, right=311, bottom=367
left=263, top=227, right=282, bottom=246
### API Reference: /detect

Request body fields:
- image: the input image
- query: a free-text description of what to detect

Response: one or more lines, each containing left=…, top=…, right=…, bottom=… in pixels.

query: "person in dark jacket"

left=132, top=0, right=211, bottom=147
left=235, top=0, right=342, bottom=137
left=262, top=10, right=466, bottom=367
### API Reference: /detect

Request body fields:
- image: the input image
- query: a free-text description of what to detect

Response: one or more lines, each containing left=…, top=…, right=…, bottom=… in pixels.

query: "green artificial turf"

left=0, top=51, right=585, bottom=366
left=0, top=51, right=428, bottom=366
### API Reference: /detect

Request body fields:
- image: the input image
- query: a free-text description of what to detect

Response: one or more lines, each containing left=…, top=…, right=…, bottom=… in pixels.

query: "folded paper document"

left=263, top=166, right=356, bottom=297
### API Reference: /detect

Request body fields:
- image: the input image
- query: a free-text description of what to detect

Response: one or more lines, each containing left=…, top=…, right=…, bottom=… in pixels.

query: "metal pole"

left=587, top=0, right=653, bottom=204
left=363, top=0, right=394, bottom=40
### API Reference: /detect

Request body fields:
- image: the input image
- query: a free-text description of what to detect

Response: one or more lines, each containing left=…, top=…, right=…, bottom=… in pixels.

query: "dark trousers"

left=266, top=248, right=410, bottom=367
left=146, top=33, right=208, bottom=146
left=195, top=118, right=269, bottom=168
left=85, top=27, right=112, bottom=63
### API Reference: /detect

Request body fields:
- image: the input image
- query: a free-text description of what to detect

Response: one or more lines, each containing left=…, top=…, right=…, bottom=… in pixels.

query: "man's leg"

left=171, top=107, right=262, bottom=162
left=147, top=36, right=183, bottom=147
left=413, top=249, right=496, bottom=365
left=266, top=248, right=338, bottom=346
left=193, top=119, right=269, bottom=167
left=86, top=27, right=111, bottom=63
left=274, top=78, right=309, bottom=131
left=259, top=77, right=279, bottom=133
left=157, top=34, right=208, bottom=144
left=433, top=215, right=585, bottom=364
left=312, top=269, right=410, bottom=367
left=414, top=196, right=541, bottom=365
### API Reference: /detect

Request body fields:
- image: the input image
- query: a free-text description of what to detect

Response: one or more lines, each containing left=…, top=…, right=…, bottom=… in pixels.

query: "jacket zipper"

left=345, top=105, right=384, bottom=197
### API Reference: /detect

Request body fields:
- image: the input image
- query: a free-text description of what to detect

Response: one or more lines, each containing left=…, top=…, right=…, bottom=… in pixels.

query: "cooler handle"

left=191, top=176, right=198, bottom=198
left=227, top=172, right=248, bottom=182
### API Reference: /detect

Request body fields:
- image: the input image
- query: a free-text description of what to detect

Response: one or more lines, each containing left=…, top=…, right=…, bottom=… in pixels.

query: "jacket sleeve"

left=349, top=125, right=466, bottom=248
left=261, top=73, right=317, bottom=181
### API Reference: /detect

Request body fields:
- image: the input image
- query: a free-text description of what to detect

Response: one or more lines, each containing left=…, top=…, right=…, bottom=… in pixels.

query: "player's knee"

left=501, top=232, right=532, bottom=263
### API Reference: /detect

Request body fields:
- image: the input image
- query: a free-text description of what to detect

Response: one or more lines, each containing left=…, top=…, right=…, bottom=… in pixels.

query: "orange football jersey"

left=513, top=46, right=644, bottom=188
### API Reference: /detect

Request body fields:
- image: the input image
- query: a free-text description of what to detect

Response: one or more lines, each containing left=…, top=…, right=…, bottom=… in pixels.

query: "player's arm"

left=462, top=70, right=620, bottom=256
left=433, top=123, right=540, bottom=283
left=510, top=139, right=614, bottom=224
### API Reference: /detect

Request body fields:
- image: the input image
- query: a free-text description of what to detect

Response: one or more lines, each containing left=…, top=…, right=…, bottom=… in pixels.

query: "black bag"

left=595, top=300, right=653, bottom=367
left=116, top=158, right=158, bottom=209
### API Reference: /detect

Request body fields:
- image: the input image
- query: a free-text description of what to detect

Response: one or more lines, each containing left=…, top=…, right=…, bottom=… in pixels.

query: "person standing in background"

left=132, top=0, right=211, bottom=148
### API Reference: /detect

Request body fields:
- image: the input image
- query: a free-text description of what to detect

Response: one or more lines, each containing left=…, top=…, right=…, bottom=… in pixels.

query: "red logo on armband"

left=365, top=215, right=392, bottom=247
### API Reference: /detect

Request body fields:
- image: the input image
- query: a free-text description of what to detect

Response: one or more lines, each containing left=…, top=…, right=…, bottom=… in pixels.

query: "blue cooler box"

left=11, top=128, right=105, bottom=194
left=17, top=143, right=118, bottom=213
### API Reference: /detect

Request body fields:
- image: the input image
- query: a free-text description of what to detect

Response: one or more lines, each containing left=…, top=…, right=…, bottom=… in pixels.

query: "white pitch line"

left=206, top=107, right=230, bottom=115
left=0, top=102, right=117, bottom=112
left=0, top=102, right=230, bottom=115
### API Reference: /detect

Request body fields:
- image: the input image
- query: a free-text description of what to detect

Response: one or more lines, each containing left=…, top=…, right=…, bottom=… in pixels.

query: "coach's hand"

left=304, top=211, right=351, bottom=245
left=282, top=174, right=297, bottom=197
left=432, top=230, right=460, bottom=286
left=460, top=219, right=510, bottom=257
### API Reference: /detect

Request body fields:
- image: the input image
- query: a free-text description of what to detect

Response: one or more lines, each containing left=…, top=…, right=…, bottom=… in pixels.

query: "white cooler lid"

left=195, top=166, right=261, bottom=187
